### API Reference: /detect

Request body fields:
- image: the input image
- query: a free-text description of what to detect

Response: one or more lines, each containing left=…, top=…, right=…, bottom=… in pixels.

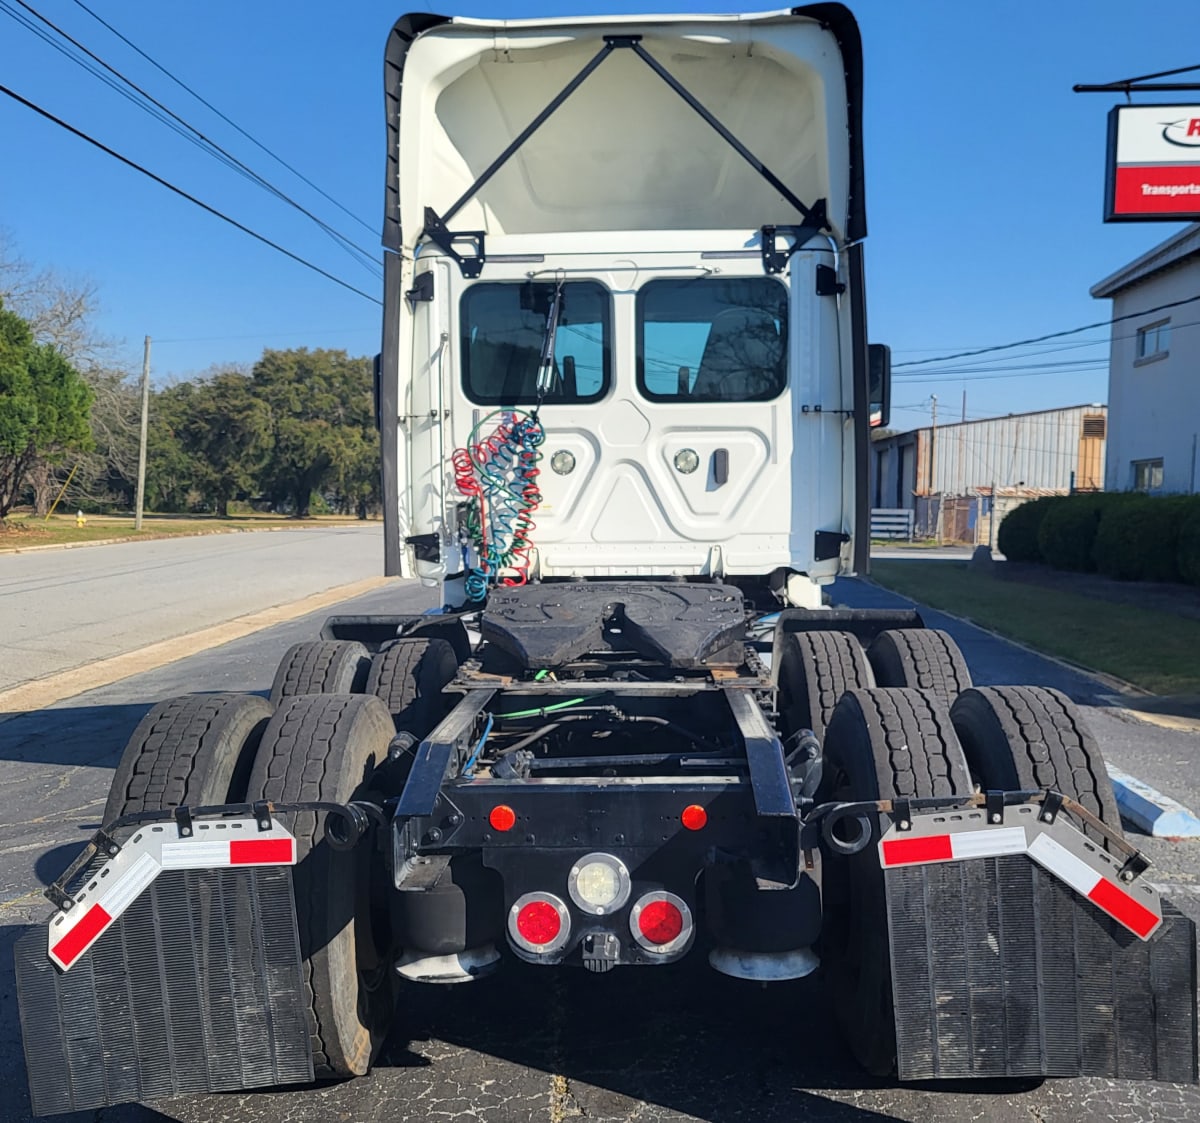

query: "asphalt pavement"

left=0, top=524, right=387, bottom=690
left=0, top=571, right=1198, bottom=1122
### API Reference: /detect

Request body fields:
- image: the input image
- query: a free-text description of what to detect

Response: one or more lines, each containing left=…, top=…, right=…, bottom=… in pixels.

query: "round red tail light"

left=681, top=804, right=707, bottom=831
left=508, top=892, right=570, bottom=954
left=630, top=891, right=692, bottom=955
left=517, top=901, right=561, bottom=945
left=637, top=900, right=683, bottom=944
left=489, top=804, right=516, bottom=832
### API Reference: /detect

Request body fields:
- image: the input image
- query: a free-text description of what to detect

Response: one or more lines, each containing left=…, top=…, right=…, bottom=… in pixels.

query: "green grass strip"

left=870, top=560, right=1200, bottom=696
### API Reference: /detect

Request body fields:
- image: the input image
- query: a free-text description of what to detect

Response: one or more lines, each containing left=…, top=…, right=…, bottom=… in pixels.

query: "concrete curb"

left=1106, top=764, right=1200, bottom=839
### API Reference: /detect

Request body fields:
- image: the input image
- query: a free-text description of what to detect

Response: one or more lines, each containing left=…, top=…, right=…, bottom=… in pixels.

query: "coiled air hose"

left=452, top=409, right=544, bottom=601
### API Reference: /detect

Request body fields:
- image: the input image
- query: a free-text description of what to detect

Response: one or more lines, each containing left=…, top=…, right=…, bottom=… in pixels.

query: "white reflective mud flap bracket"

left=15, top=818, right=313, bottom=1115
left=878, top=806, right=1199, bottom=1082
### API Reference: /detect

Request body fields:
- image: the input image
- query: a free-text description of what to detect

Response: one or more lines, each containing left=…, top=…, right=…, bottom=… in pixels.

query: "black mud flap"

left=885, top=857, right=1198, bottom=1082
left=15, top=866, right=314, bottom=1116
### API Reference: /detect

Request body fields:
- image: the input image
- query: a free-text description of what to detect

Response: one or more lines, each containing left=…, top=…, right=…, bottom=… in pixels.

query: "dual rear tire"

left=272, top=637, right=458, bottom=733
left=817, top=682, right=1122, bottom=1075
left=777, top=627, right=972, bottom=744
left=105, top=636, right=460, bottom=1079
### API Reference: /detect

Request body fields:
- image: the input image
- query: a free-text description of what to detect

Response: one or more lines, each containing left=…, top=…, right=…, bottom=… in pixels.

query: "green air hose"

left=496, top=697, right=587, bottom=720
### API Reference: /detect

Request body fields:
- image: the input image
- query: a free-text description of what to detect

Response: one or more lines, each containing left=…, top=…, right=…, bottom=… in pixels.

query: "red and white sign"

left=1105, top=104, right=1200, bottom=221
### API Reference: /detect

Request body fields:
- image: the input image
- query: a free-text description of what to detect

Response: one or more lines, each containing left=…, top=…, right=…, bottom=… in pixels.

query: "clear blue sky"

left=1, top=1, right=1195, bottom=431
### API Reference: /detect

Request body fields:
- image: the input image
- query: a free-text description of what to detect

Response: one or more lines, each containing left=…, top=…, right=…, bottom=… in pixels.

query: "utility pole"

left=929, top=394, right=940, bottom=543
left=928, top=394, right=938, bottom=492
left=134, top=335, right=151, bottom=531
left=959, top=389, right=967, bottom=509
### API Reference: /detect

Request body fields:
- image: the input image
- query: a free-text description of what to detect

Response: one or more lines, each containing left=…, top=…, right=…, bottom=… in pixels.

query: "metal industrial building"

left=870, top=404, right=1108, bottom=543
left=1091, top=222, right=1200, bottom=494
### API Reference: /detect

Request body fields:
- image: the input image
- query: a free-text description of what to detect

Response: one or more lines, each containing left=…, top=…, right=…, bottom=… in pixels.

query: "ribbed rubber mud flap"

left=15, top=867, right=313, bottom=1116
left=885, top=856, right=1198, bottom=1082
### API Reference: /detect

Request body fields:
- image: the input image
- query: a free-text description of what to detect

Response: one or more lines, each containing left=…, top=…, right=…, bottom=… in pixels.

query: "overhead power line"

left=3, top=0, right=380, bottom=278
left=0, top=82, right=382, bottom=305
left=67, top=0, right=377, bottom=239
left=893, top=292, right=1200, bottom=369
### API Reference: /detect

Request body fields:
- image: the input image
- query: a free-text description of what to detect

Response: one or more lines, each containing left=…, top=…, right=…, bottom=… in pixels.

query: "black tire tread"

left=247, top=693, right=395, bottom=1077
left=838, top=686, right=973, bottom=800
left=779, top=631, right=875, bottom=739
left=951, top=685, right=1120, bottom=842
left=867, top=629, right=972, bottom=708
left=822, top=687, right=972, bottom=1076
left=366, top=638, right=457, bottom=734
left=269, top=641, right=369, bottom=707
left=104, top=693, right=272, bottom=821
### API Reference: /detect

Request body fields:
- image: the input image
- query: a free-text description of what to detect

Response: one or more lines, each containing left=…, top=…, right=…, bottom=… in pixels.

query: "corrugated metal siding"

left=918, top=405, right=1107, bottom=494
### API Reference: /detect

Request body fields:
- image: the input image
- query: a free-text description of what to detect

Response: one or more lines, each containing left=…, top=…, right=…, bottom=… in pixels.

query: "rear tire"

left=246, top=693, right=397, bottom=1078
left=104, top=693, right=272, bottom=821
left=820, top=687, right=973, bottom=1076
left=950, top=685, right=1122, bottom=846
left=270, top=641, right=370, bottom=707
left=777, top=631, right=874, bottom=741
left=866, top=629, right=972, bottom=708
left=366, top=638, right=458, bottom=735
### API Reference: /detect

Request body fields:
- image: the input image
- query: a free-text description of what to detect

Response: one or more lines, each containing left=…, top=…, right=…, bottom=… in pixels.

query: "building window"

left=1132, top=458, right=1164, bottom=491
left=1135, top=319, right=1170, bottom=361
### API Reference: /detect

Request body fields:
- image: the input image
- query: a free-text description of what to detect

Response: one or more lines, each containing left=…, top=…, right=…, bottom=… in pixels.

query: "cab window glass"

left=637, top=277, right=788, bottom=402
left=461, top=281, right=609, bottom=405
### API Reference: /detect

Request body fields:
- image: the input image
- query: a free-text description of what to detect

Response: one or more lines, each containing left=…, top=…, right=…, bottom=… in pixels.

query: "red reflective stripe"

left=1087, top=878, right=1159, bottom=939
left=51, top=903, right=112, bottom=966
left=881, top=834, right=953, bottom=866
left=229, top=838, right=294, bottom=865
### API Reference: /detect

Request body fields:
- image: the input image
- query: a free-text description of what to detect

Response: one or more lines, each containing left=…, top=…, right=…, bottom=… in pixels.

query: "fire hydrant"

left=75, top=510, right=87, bottom=528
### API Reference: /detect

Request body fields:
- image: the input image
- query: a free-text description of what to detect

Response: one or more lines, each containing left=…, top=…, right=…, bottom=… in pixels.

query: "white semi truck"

left=16, top=7, right=1197, bottom=1114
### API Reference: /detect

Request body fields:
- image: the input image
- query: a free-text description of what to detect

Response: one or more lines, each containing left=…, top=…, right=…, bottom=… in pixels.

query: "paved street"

left=0, top=573, right=1197, bottom=1122
left=0, top=525, right=386, bottom=690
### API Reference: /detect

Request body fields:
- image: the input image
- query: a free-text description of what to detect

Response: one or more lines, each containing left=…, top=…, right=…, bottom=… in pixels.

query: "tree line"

left=0, top=238, right=380, bottom=521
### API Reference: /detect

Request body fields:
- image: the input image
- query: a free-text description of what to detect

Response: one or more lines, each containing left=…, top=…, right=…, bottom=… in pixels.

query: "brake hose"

left=452, top=408, right=544, bottom=601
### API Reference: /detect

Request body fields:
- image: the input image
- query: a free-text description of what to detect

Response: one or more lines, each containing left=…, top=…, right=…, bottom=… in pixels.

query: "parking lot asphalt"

left=1, top=577, right=1197, bottom=1122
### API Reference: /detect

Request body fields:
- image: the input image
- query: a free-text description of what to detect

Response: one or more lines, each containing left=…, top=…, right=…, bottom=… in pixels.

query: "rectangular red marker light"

left=881, top=834, right=953, bottom=866
left=50, top=903, right=112, bottom=968
left=1088, top=878, right=1160, bottom=940
left=229, top=838, right=294, bottom=865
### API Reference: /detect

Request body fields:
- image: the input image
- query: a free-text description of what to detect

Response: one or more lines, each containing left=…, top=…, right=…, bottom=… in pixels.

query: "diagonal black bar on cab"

left=436, top=39, right=621, bottom=229
left=423, top=34, right=828, bottom=276
left=623, top=38, right=825, bottom=225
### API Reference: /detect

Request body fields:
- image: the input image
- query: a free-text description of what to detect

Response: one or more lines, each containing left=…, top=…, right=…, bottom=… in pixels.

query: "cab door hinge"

left=406, top=271, right=435, bottom=307
left=816, top=264, right=845, bottom=296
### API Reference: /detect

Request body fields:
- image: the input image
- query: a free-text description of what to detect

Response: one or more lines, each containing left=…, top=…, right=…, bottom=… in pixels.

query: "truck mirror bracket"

left=422, top=207, right=485, bottom=279
left=762, top=210, right=829, bottom=275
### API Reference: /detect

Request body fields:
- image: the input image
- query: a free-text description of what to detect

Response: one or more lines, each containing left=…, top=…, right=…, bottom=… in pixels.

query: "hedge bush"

left=1176, top=502, right=1200, bottom=586
left=996, top=496, right=1063, bottom=563
left=1037, top=492, right=1139, bottom=572
left=1092, top=495, right=1198, bottom=583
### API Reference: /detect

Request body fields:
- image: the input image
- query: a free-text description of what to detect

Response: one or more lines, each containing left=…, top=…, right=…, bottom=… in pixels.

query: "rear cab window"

left=637, top=277, right=788, bottom=402
left=460, top=281, right=610, bottom=405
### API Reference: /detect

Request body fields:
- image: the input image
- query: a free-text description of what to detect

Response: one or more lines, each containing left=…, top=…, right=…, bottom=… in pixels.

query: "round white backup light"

left=673, top=448, right=700, bottom=474
left=550, top=449, right=576, bottom=475
left=567, top=852, right=631, bottom=915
